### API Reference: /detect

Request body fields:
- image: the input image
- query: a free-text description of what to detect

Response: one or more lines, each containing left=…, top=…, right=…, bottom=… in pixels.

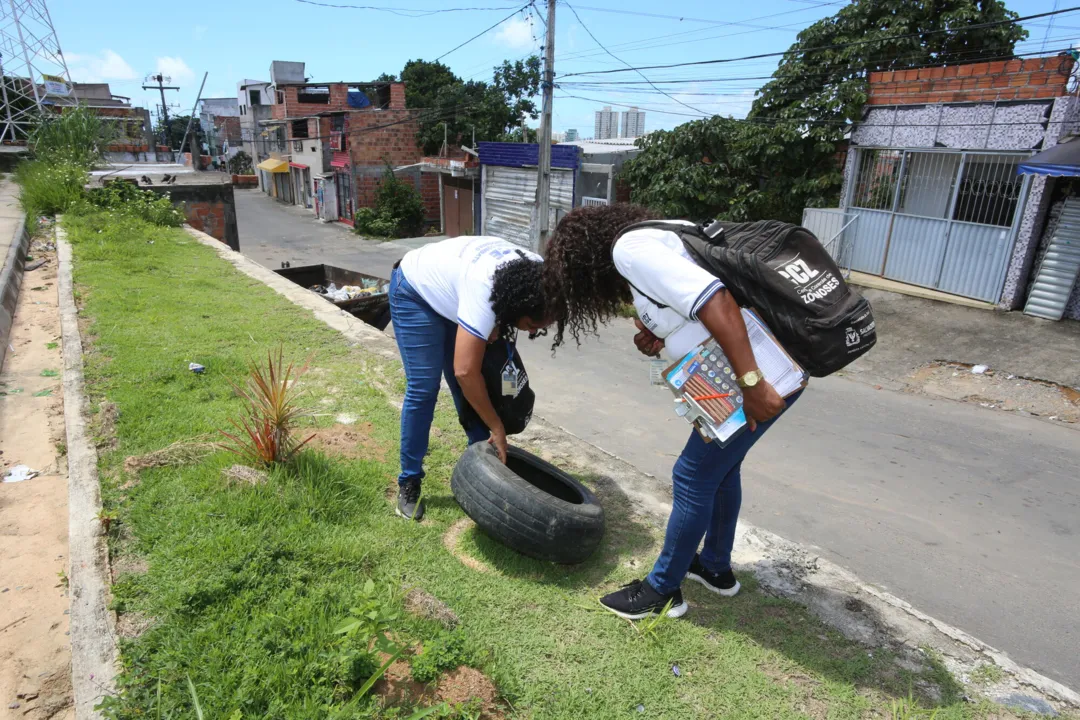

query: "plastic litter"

left=3, top=465, right=39, bottom=483
left=672, top=665, right=681, bottom=677
left=25, top=258, right=46, bottom=271
left=188, top=363, right=206, bottom=374
left=637, top=705, right=645, bottom=713
left=971, top=364, right=989, bottom=374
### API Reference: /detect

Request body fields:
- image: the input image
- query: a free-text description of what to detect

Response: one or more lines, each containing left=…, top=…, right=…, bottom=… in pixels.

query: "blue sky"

left=50, top=0, right=1077, bottom=137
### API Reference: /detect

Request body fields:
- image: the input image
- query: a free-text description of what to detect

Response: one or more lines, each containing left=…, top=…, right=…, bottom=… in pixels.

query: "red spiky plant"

left=220, top=347, right=315, bottom=467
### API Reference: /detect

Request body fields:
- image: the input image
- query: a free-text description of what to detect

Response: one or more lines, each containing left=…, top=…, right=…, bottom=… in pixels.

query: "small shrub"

left=353, top=164, right=425, bottom=238
left=82, top=180, right=184, bottom=227
left=28, top=105, right=112, bottom=168
left=227, top=151, right=254, bottom=175
left=15, top=160, right=87, bottom=218
left=410, top=628, right=470, bottom=684
left=219, top=347, right=315, bottom=467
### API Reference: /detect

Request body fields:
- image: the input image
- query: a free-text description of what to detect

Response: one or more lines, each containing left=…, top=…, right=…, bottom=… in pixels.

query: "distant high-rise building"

left=594, top=106, right=618, bottom=140
left=620, top=107, right=646, bottom=138
left=564, top=128, right=579, bottom=142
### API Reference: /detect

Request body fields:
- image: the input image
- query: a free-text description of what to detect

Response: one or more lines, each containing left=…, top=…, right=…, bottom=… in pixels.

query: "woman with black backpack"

left=390, top=236, right=550, bottom=521
left=544, top=204, right=803, bottom=620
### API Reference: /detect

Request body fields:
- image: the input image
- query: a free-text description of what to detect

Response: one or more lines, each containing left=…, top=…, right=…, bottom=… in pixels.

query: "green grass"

left=67, top=211, right=1020, bottom=720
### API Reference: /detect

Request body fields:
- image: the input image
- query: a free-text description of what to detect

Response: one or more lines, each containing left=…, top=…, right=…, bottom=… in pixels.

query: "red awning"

left=289, top=162, right=308, bottom=169
left=330, top=151, right=350, bottom=168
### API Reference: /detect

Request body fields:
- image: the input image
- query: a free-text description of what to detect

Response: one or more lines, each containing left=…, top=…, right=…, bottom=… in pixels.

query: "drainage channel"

left=275, top=263, right=391, bottom=330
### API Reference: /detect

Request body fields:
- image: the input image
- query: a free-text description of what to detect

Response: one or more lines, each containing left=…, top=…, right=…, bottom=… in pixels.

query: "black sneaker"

left=396, top=479, right=425, bottom=521
left=599, top=579, right=688, bottom=620
left=687, top=554, right=740, bottom=597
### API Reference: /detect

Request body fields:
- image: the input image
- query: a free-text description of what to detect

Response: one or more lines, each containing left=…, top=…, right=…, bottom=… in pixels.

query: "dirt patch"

left=0, top=240, right=73, bottom=719
left=403, top=588, right=459, bottom=628
left=308, top=423, right=385, bottom=461
left=435, top=666, right=503, bottom=718
left=907, top=362, right=1080, bottom=424
left=761, top=665, right=828, bottom=720
left=442, top=519, right=491, bottom=574
left=123, top=440, right=215, bottom=474
left=115, top=612, right=155, bottom=640
left=93, top=401, right=119, bottom=449
left=374, top=659, right=435, bottom=708
left=222, top=464, right=268, bottom=486
left=110, top=553, right=148, bottom=581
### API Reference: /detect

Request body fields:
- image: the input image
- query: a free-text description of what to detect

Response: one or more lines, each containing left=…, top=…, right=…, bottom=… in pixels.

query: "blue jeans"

left=389, top=267, right=490, bottom=486
left=646, top=392, right=802, bottom=594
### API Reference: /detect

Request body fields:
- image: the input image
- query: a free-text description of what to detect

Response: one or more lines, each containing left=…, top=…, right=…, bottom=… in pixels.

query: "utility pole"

left=142, top=74, right=179, bottom=147
left=534, top=0, right=556, bottom=255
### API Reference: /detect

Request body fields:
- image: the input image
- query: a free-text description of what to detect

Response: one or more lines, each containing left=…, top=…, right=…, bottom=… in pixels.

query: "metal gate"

left=845, top=148, right=1030, bottom=302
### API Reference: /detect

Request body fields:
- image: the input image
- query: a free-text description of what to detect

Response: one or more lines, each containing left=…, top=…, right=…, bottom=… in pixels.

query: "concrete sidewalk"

left=0, top=178, right=29, bottom=372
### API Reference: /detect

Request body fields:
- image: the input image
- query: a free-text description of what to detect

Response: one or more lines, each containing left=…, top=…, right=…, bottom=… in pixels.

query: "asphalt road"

left=236, top=189, right=1080, bottom=689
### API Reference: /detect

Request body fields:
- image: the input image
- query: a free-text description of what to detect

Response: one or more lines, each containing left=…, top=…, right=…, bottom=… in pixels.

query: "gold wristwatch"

left=736, top=369, right=764, bottom=389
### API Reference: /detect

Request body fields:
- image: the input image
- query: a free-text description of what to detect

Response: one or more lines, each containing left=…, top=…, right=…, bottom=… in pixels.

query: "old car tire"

left=450, top=443, right=605, bottom=564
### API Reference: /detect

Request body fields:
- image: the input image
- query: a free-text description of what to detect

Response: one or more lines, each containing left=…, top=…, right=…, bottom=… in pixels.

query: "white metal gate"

left=845, top=148, right=1030, bottom=302
left=481, top=165, right=574, bottom=252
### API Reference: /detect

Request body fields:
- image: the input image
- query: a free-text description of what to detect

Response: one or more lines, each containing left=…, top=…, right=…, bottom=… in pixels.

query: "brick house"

left=803, top=54, right=1080, bottom=319
left=255, top=61, right=436, bottom=228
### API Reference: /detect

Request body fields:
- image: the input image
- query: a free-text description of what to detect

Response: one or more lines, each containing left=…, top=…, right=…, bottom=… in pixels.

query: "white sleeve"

left=456, top=275, right=496, bottom=341
left=612, top=231, right=724, bottom=320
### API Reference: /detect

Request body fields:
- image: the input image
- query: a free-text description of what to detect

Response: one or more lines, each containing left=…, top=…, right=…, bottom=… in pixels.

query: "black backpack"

left=617, top=219, right=876, bottom=378
left=457, top=336, right=535, bottom=436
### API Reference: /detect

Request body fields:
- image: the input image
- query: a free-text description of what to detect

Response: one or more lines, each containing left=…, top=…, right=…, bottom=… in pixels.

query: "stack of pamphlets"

left=663, top=309, right=807, bottom=446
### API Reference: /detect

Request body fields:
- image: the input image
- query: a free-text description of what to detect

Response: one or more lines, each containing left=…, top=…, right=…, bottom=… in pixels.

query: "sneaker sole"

left=687, top=572, right=740, bottom=597
left=599, top=598, right=689, bottom=621
left=394, top=508, right=424, bottom=521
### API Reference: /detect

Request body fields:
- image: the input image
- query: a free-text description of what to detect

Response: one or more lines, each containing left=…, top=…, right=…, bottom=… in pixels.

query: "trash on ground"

left=25, top=258, right=47, bottom=271
left=3, top=465, right=39, bottom=483
left=40, top=369, right=59, bottom=377
left=971, top=364, right=989, bottom=374
left=188, top=363, right=206, bottom=374
left=672, top=665, right=681, bottom=677
left=312, top=280, right=385, bottom=303
left=33, top=389, right=52, bottom=397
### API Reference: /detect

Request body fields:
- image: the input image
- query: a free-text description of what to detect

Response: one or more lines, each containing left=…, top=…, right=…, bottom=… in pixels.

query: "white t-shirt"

left=399, top=236, right=541, bottom=340
left=612, top=223, right=724, bottom=359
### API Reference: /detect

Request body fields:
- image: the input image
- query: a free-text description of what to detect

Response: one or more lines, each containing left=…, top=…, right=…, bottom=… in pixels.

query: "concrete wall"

left=147, top=183, right=239, bottom=251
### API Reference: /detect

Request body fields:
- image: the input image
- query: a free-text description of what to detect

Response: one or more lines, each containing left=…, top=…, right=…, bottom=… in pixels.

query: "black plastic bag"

left=458, top=337, right=534, bottom=436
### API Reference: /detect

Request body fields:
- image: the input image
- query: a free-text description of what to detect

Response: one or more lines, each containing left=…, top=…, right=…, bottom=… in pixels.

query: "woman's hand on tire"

left=742, top=381, right=785, bottom=431
left=489, top=425, right=509, bottom=463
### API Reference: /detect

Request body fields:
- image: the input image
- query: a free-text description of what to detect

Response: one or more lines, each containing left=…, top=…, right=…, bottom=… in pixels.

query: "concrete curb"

left=57, top=226, right=118, bottom=719
left=0, top=207, right=29, bottom=372
left=186, top=225, right=1079, bottom=711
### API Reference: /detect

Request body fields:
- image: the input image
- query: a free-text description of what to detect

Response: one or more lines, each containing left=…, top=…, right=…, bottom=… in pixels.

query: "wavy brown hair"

left=544, top=203, right=660, bottom=348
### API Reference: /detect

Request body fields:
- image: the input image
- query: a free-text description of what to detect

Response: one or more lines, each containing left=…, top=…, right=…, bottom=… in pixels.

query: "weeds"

left=410, top=629, right=471, bottom=683
left=15, top=159, right=87, bottom=218
left=28, top=105, right=111, bottom=168
left=219, top=347, right=315, bottom=467
left=97, top=508, right=119, bottom=534
left=79, top=181, right=184, bottom=227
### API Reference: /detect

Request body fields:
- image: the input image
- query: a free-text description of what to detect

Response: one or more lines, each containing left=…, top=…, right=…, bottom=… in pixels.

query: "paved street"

left=236, top=189, right=1080, bottom=689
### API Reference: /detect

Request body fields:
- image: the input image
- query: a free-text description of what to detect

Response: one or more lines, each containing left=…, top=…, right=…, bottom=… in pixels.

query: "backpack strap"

left=612, top=220, right=716, bottom=310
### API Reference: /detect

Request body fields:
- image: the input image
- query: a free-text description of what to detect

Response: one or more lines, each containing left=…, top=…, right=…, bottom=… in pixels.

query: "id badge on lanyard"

left=500, top=342, right=520, bottom=397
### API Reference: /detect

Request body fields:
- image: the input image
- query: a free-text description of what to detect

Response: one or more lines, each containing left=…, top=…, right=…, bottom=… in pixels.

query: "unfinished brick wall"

left=867, top=56, right=1074, bottom=105
left=421, top=173, right=440, bottom=222
left=271, top=82, right=406, bottom=120
left=348, top=109, right=422, bottom=167
left=147, top=184, right=239, bottom=250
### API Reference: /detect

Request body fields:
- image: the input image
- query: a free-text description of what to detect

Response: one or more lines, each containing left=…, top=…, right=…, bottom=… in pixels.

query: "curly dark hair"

left=544, top=203, right=660, bottom=348
left=490, top=254, right=546, bottom=341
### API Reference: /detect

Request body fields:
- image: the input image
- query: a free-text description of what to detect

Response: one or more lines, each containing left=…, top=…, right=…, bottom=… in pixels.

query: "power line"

left=291, top=0, right=523, bottom=15
left=556, top=41, right=1080, bottom=89
left=562, top=2, right=712, bottom=116
left=435, top=3, right=532, bottom=61
left=557, top=5, right=1080, bottom=79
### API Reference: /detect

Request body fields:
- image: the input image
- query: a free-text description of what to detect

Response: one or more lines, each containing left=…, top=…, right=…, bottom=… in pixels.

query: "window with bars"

left=850, top=149, right=1026, bottom=228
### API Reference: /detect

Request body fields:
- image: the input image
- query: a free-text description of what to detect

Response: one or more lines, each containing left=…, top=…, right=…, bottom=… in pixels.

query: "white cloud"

left=156, top=56, right=194, bottom=84
left=65, top=49, right=137, bottom=83
left=494, top=16, right=537, bottom=51
left=193, top=24, right=208, bottom=41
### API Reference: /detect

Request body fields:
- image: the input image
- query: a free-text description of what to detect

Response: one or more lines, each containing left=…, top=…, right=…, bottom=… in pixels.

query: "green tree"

left=750, top=0, right=1026, bottom=127
left=622, top=0, right=1027, bottom=223
left=393, top=56, right=540, bottom=155
left=157, top=115, right=206, bottom=150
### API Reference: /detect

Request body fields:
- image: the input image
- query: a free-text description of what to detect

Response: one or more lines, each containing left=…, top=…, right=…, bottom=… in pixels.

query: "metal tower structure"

left=0, top=0, right=72, bottom=144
